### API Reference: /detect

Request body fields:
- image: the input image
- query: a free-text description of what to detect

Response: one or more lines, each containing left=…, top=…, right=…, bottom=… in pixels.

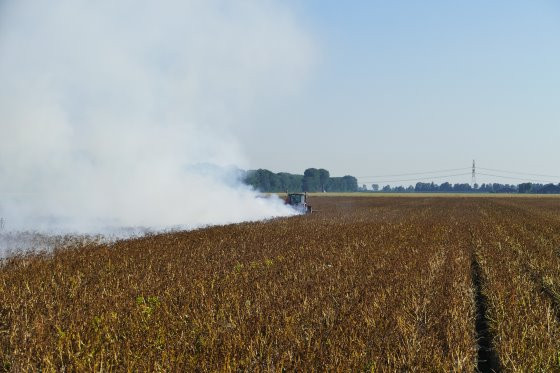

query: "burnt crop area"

left=2, top=196, right=560, bottom=371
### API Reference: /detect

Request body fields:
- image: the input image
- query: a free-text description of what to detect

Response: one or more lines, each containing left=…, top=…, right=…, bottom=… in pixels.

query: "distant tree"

left=245, top=167, right=361, bottom=193
left=325, top=177, right=340, bottom=191
left=302, top=168, right=321, bottom=192
left=318, top=169, right=330, bottom=192
left=491, top=183, right=517, bottom=193
left=278, top=172, right=303, bottom=193
left=244, top=169, right=276, bottom=191
left=382, top=185, right=391, bottom=192
left=245, top=169, right=303, bottom=192
left=415, top=182, right=431, bottom=192
left=453, top=183, right=472, bottom=192
left=536, top=183, right=560, bottom=194
left=440, top=182, right=452, bottom=192
left=518, top=183, right=532, bottom=194
left=342, top=175, right=358, bottom=192
left=478, top=183, right=492, bottom=192
left=371, top=184, right=379, bottom=192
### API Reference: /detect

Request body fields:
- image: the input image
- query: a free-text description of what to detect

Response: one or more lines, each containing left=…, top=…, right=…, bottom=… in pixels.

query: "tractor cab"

left=285, top=193, right=312, bottom=214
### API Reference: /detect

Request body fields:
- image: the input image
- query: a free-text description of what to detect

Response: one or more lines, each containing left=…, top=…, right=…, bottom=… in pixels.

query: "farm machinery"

left=285, top=193, right=313, bottom=214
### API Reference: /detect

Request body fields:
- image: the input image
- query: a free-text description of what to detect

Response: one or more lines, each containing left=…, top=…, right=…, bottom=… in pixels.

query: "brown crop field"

left=2, top=196, right=560, bottom=371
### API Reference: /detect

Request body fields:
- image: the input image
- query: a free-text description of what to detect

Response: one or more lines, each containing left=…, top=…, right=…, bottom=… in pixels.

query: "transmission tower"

left=471, top=160, right=476, bottom=187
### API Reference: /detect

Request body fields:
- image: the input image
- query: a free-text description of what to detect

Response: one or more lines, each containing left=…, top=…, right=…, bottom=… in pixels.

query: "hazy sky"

left=239, top=1, right=560, bottom=186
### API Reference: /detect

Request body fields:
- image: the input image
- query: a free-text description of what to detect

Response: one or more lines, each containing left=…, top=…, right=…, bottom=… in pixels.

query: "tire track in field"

left=468, top=204, right=501, bottom=373
left=470, top=248, right=501, bottom=373
left=464, top=201, right=501, bottom=372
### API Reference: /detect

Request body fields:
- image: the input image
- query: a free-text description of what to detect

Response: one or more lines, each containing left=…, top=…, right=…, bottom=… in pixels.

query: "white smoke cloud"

left=0, top=0, right=314, bottom=232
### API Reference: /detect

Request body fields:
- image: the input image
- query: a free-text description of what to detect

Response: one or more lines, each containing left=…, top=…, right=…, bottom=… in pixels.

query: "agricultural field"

left=2, top=196, right=560, bottom=371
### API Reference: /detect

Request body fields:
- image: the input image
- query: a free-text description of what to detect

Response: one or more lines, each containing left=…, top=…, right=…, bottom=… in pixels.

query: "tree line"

left=367, top=182, right=560, bottom=194
left=244, top=168, right=359, bottom=193
left=243, top=167, right=560, bottom=194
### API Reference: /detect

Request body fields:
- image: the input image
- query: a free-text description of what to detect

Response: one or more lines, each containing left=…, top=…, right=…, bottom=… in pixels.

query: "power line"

left=358, top=167, right=471, bottom=178
left=478, top=167, right=560, bottom=179
left=0, top=191, right=38, bottom=195
left=477, top=172, right=559, bottom=184
left=362, top=172, right=472, bottom=184
left=359, top=163, right=560, bottom=185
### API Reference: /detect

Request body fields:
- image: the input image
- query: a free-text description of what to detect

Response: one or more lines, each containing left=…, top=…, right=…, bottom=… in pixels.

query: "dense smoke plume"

left=0, top=1, right=313, bottom=232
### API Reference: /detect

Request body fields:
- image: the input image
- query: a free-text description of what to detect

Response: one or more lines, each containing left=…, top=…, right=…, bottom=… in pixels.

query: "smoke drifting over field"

left=0, top=1, right=313, bottom=232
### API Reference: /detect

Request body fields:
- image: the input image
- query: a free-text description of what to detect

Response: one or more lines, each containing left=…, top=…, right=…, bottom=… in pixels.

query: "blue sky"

left=240, top=1, right=560, bottom=186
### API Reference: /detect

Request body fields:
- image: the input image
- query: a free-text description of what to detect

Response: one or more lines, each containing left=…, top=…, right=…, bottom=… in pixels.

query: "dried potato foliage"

left=471, top=198, right=560, bottom=371
left=0, top=196, right=559, bottom=371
